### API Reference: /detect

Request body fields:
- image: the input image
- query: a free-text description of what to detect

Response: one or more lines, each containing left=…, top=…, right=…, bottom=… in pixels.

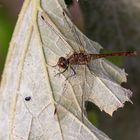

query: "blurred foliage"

left=87, top=111, right=99, bottom=127
left=0, top=6, right=14, bottom=78
left=86, top=101, right=100, bottom=127
left=80, top=0, right=140, bottom=52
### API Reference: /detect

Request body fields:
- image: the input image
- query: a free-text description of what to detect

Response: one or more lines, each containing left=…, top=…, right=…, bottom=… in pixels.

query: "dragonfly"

left=42, top=11, right=136, bottom=76
left=41, top=10, right=136, bottom=121
left=61, top=13, right=137, bottom=73
left=57, top=50, right=136, bottom=75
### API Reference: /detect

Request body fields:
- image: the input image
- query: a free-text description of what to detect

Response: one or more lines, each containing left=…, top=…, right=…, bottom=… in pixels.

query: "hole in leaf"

left=25, top=96, right=31, bottom=101
left=85, top=101, right=101, bottom=127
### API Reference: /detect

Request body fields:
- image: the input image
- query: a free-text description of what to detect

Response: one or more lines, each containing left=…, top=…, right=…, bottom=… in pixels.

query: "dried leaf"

left=0, top=0, right=133, bottom=140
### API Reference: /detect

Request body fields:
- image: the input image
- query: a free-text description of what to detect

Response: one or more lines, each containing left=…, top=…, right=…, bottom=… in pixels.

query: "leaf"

left=0, top=0, right=133, bottom=140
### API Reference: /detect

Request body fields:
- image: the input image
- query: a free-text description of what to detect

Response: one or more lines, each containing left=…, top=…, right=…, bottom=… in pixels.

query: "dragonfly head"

left=57, top=57, right=69, bottom=69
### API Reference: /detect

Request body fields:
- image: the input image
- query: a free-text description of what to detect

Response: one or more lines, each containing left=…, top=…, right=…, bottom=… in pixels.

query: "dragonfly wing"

left=89, top=59, right=127, bottom=84
left=42, top=1, right=102, bottom=53
left=86, top=60, right=132, bottom=115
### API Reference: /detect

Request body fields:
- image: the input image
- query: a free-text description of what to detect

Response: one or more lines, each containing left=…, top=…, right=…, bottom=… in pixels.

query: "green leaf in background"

left=87, top=111, right=99, bottom=127
left=0, top=7, right=14, bottom=78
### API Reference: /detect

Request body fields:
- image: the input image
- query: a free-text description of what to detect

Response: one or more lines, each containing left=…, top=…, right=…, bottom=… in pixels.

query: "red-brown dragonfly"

left=41, top=13, right=136, bottom=75
left=58, top=12, right=137, bottom=74
left=41, top=11, right=137, bottom=120
left=57, top=51, right=136, bottom=74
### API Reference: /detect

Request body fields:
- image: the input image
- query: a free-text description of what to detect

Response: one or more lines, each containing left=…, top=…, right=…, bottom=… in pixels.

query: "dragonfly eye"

left=57, top=57, right=68, bottom=69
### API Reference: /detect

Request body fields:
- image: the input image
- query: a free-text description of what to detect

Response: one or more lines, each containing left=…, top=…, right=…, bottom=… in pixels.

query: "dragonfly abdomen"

left=89, top=51, right=136, bottom=60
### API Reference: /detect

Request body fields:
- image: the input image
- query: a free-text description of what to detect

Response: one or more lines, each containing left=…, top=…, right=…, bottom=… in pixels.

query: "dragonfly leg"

left=65, top=66, right=76, bottom=80
left=55, top=66, right=69, bottom=77
left=70, top=66, right=76, bottom=75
